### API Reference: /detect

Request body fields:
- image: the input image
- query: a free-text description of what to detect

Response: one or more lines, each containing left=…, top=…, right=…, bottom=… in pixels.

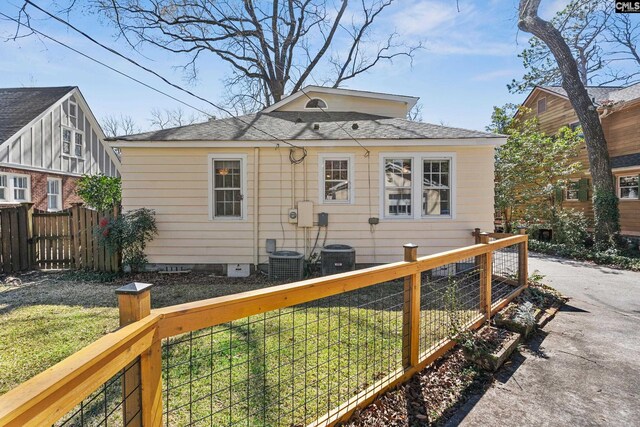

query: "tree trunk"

left=518, top=0, right=620, bottom=247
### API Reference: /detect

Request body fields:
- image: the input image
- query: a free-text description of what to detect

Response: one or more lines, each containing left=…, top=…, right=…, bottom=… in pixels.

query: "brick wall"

left=0, top=166, right=82, bottom=211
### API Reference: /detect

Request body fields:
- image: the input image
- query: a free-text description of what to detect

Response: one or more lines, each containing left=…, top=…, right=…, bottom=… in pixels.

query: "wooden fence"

left=0, top=233, right=528, bottom=427
left=0, top=203, right=119, bottom=273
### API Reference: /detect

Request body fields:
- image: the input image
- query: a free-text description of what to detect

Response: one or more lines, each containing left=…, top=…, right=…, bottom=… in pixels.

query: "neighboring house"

left=110, top=86, right=505, bottom=271
left=519, top=84, right=640, bottom=238
left=0, top=87, right=120, bottom=211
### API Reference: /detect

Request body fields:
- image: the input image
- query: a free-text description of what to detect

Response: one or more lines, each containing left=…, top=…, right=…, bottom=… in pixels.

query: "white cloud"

left=390, top=1, right=518, bottom=57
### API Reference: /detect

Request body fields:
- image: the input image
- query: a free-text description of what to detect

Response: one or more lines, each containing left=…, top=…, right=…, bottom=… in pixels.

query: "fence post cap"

left=403, top=243, right=418, bottom=248
left=115, top=282, right=154, bottom=295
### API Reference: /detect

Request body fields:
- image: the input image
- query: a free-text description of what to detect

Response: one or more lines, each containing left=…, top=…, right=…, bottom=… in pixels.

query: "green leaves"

left=76, top=174, right=122, bottom=211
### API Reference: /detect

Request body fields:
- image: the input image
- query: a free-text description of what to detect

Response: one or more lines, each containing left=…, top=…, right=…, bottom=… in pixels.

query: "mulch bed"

left=343, top=348, right=492, bottom=427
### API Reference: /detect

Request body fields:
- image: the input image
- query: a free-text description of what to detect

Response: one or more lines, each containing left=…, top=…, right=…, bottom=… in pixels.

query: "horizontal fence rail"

left=0, top=232, right=528, bottom=427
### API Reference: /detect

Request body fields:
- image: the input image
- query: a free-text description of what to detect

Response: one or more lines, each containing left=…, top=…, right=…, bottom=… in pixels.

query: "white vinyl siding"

left=319, top=154, right=354, bottom=204
left=121, top=146, right=488, bottom=266
left=47, top=178, right=62, bottom=211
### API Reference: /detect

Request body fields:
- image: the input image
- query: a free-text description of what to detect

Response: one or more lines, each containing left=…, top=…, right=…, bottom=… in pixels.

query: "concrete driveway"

left=447, top=253, right=640, bottom=426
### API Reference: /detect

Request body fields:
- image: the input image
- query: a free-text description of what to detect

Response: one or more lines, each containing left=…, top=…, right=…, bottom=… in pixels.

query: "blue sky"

left=0, top=0, right=570, bottom=132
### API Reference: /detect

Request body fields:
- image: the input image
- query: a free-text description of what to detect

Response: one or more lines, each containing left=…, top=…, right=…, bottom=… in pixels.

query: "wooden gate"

left=0, top=205, right=32, bottom=273
left=0, top=204, right=120, bottom=273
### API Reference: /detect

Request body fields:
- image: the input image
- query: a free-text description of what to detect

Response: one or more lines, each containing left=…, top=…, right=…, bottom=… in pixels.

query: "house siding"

left=120, top=145, right=495, bottom=266
left=521, top=90, right=640, bottom=237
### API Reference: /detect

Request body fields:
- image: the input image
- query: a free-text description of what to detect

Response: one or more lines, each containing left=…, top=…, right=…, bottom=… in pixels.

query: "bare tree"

left=85, top=0, right=420, bottom=112
left=407, top=102, right=423, bottom=122
left=518, top=0, right=620, bottom=248
left=510, top=0, right=639, bottom=93
left=148, top=107, right=206, bottom=130
left=101, top=114, right=139, bottom=137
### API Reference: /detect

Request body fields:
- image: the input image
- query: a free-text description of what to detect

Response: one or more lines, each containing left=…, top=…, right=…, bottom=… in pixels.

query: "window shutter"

left=554, top=186, right=564, bottom=204
left=578, top=178, right=589, bottom=202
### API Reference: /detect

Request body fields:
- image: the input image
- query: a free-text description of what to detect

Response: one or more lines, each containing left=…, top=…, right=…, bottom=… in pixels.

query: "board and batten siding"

left=0, top=93, right=119, bottom=177
left=121, top=144, right=495, bottom=266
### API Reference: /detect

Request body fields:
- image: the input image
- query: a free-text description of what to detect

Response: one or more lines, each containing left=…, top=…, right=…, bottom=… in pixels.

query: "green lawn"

left=1, top=271, right=482, bottom=426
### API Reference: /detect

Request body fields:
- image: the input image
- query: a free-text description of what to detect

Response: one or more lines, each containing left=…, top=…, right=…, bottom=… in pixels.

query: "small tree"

left=76, top=174, right=122, bottom=212
left=492, top=108, right=583, bottom=232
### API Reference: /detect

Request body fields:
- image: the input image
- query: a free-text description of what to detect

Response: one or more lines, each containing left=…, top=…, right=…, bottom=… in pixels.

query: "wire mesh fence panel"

left=491, top=243, right=521, bottom=305
left=418, top=257, right=483, bottom=355
left=161, top=280, right=405, bottom=427
left=53, top=358, right=141, bottom=427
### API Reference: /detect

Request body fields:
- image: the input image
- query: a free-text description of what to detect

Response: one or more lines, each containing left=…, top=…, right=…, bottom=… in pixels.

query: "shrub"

left=76, top=174, right=121, bottom=211
left=529, top=240, right=640, bottom=271
left=97, top=208, right=158, bottom=272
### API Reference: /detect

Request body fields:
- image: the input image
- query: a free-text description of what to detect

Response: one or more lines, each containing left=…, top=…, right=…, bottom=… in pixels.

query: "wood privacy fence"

left=0, top=203, right=120, bottom=273
left=0, top=232, right=528, bottom=427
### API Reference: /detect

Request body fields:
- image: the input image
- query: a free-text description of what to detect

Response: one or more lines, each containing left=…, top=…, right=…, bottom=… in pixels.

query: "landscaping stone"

left=462, top=326, right=521, bottom=372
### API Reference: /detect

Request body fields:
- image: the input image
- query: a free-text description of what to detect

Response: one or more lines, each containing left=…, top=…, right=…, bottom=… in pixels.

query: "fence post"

left=402, top=243, right=421, bottom=370
left=478, top=233, right=492, bottom=320
left=518, top=227, right=528, bottom=288
left=473, top=228, right=481, bottom=244
left=116, top=282, right=162, bottom=427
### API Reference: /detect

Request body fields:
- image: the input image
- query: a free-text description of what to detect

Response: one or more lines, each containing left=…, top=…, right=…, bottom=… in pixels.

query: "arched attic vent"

left=305, top=98, right=328, bottom=109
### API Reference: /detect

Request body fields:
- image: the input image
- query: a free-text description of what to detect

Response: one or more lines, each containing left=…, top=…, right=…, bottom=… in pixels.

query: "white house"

left=110, top=86, right=505, bottom=272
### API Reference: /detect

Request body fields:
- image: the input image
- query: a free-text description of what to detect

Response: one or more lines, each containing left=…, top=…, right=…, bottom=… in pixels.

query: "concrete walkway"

left=447, top=253, right=640, bottom=426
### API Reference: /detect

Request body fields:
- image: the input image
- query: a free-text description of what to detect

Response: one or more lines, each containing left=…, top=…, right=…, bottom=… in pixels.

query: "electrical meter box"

left=297, top=201, right=314, bottom=227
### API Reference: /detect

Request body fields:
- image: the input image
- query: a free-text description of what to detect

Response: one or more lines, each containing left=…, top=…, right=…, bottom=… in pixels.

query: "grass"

left=0, top=270, right=487, bottom=426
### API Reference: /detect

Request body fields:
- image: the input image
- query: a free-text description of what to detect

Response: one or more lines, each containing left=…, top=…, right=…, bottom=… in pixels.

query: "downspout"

left=253, top=147, right=260, bottom=268
left=303, top=155, right=308, bottom=258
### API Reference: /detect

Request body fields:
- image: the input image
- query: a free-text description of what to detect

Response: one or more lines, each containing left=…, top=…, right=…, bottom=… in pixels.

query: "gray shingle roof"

left=541, top=85, right=624, bottom=104
left=0, top=86, right=75, bottom=142
left=611, top=153, right=640, bottom=169
left=608, top=83, right=640, bottom=103
left=116, top=111, right=502, bottom=142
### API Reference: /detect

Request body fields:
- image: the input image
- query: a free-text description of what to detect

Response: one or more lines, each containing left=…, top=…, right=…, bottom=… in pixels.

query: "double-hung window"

left=12, top=176, right=29, bottom=202
left=423, top=159, right=451, bottom=216
left=209, top=154, right=246, bottom=220
left=62, top=128, right=72, bottom=155
left=619, top=175, right=639, bottom=199
left=320, top=154, right=353, bottom=204
left=0, top=173, right=30, bottom=203
left=384, top=158, right=413, bottom=217
left=566, top=180, right=579, bottom=201
left=382, top=153, right=455, bottom=220
left=47, top=178, right=62, bottom=211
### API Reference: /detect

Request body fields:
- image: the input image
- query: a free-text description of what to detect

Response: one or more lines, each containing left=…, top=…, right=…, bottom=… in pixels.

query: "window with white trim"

left=320, top=155, right=352, bottom=203
left=423, top=159, right=450, bottom=216
left=566, top=179, right=579, bottom=201
left=382, top=153, right=455, bottom=219
left=62, top=127, right=84, bottom=158
left=74, top=132, right=83, bottom=157
left=69, top=101, right=77, bottom=128
left=62, top=128, right=72, bottom=155
left=384, top=158, right=413, bottom=217
left=619, top=175, right=639, bottom=199
left=210, top=155, right=246, bottom=219
left=0, top=175, right=7, bottom=201
left=12, top=175, right=29, bottom=202
left=47, top=178, right=62, bottom=211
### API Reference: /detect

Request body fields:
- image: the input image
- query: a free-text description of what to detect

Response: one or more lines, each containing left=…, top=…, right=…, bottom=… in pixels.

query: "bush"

left=77, top=174, right=121, bottom=211
left=549, top=209, right=589, bottom=246
left=97, top=208, right=157, bottom=272
left=529, top=240, right=640, bottom=271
